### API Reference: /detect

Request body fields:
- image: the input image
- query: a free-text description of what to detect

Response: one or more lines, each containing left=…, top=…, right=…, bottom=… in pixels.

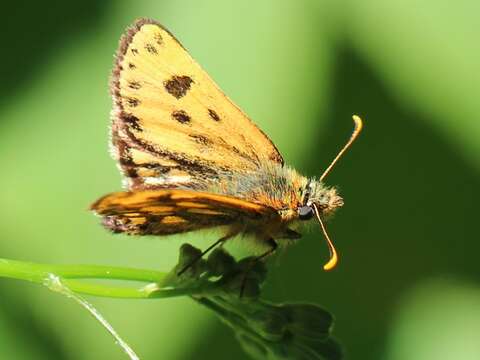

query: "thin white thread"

left=44, top=274, right=140, bottom=360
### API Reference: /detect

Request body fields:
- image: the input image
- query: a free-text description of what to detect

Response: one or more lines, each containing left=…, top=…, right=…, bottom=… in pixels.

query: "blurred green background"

left=0, top=1, right=479, bottom=359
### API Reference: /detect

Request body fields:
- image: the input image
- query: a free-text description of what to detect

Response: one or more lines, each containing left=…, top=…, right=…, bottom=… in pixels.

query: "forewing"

left=91, top=189, right=279, bottom=235
left=111, top=18, right=284, bottom=190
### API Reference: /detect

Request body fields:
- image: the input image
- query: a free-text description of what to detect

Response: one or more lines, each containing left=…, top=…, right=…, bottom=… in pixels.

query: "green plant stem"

left=0, top=258, right=217, bottom=299
left=0, top=258, right=163, bottom=282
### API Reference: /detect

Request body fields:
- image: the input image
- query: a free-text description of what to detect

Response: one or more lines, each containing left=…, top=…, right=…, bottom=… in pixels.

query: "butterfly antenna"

left=313, top=203, right=338, bottom=271
left=320, top=115, right=363, bottom=182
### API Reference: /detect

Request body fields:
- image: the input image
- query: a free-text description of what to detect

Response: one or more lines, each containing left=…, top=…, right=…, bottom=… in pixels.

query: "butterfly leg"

left=177, top=233, right=234, bottom=276
left=240, top=238, right=278, bottom=298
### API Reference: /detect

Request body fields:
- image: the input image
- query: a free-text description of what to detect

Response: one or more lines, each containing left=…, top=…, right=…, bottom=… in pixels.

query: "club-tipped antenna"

left=313, top=203, right=338, bottom=271
left=319, top=115, right=363, bottom=182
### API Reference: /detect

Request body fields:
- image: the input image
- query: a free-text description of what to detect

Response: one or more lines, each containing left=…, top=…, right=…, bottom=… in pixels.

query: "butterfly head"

left=298, top=181, right=343, bottom=221
left=296, top=180, right=343, bottom=271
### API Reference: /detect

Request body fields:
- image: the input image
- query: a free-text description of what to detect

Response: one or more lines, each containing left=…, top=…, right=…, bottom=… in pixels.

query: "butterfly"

left=91, top=18, right=362, bottom=276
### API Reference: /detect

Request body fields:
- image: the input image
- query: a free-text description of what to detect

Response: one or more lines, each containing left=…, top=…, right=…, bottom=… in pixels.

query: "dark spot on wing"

left=128, top=63, right=136, bottom=69
left=154, top=32, right=163, bottom=46
left=131, top=48, right=139, bottom=55
left=208, top=109, right=220, bottom=121
left=269, top=152, right=283, bottom=163
left=125, top=168, right=138, bottom=178
left=172, top=110, right=191, bottom=124
left=121, top=113, right=142, bottom=132
left=125, top=97, right=140, bottom=107
left=164, top=75, right=193, bottom=99
left=145, top=43, right=158, bottom=54
left=128, top=81, right=141, bottom=90
left=189, top=134, right=213, bottom=146
left=143, top=164, right=174, bottom=174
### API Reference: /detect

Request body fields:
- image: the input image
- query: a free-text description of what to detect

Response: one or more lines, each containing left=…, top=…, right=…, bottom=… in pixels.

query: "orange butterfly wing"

left=110, top=18, right=284, bottom=191
left=91, top=189, right=279, bottom=235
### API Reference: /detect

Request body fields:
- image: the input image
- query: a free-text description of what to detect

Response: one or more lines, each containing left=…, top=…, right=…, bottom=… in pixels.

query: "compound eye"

left=298, top=206, right=314, bottom=220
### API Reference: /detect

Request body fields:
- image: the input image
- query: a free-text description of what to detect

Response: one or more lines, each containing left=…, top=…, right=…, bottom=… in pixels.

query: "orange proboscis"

left=313, top=204, right=338, bottom=271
